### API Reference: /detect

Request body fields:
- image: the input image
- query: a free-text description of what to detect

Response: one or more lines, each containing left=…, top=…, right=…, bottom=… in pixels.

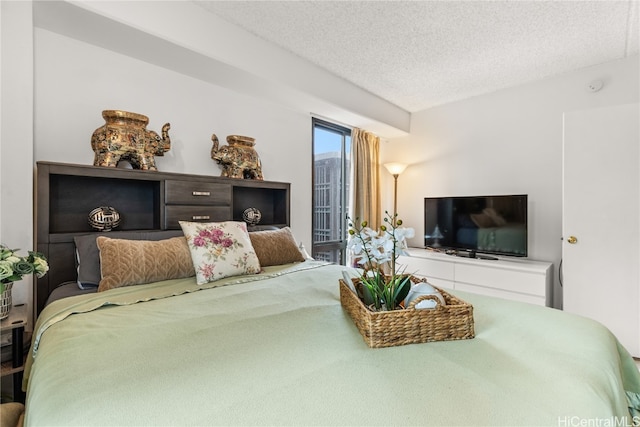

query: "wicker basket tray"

left=339, top=278, right=475, bottom=348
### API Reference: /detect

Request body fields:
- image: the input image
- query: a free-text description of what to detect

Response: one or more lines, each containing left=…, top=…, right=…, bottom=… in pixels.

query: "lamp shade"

left=383, top=162, right=408, bottom=176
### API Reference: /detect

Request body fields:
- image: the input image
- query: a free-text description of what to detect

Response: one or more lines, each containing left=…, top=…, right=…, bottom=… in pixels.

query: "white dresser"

left=397, top=248, right=553, bottom=307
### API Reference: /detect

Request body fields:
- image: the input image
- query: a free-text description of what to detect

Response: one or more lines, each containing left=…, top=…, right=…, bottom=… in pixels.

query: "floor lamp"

left=383, top=162, right=408, bottom=223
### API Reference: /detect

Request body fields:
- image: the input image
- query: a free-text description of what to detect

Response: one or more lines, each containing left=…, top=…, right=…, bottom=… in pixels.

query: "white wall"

left=0, top=1, right=35, bottom=306
left=381, top=55, right=640, bottom=307
left=34, top=0, right=408, bottom=137
left=33, top=28, right=313, bottom=250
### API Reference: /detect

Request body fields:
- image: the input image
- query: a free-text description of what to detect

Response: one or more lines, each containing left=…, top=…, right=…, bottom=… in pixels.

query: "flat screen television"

left=424, top=194, right=528, bottom=257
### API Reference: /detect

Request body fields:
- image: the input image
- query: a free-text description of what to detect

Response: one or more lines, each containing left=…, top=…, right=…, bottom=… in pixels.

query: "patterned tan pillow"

left=249, top=227, right=304, bottom=267
left=179, top=221, right=261, bottom=285
left=96, top=236, right=195, bottom=292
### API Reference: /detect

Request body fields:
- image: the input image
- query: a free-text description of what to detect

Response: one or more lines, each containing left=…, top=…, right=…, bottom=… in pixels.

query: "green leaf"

left=393, top=275, right=411, bottom=305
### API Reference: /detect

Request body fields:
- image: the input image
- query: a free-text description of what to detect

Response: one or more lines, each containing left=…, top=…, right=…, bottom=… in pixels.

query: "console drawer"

left=165, top=205, right=232, bottom=229
left=455, top=264, right=545, bottom=297
left=165, top=180, right=231, bottom=205
left=396, top=254, right=454, bottom=281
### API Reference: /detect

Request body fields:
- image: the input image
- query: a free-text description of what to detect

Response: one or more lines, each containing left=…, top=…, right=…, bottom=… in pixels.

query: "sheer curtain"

left=349, top=128, right=381, bottom=230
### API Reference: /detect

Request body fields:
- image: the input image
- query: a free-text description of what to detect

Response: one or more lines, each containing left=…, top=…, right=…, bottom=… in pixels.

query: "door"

left=562, top=103, right=639, bottom=357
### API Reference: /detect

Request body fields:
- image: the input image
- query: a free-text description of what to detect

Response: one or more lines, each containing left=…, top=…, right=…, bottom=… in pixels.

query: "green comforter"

left=23, top=261, right=640, bottom=426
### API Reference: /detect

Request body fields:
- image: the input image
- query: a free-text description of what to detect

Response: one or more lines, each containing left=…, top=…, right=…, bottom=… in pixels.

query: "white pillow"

left=179, top=221, right=261, bottom=285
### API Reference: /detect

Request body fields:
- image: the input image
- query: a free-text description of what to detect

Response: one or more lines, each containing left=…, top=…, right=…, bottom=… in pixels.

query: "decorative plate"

left=242, top=207, right=262, bottom=226
left=88, top=206, right=121, bottom=231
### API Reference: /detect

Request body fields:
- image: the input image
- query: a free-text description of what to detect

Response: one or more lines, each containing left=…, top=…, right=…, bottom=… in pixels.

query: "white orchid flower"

left=347, top=237, right=364, bottom=253
left=391, top=227, right=415, bottom=256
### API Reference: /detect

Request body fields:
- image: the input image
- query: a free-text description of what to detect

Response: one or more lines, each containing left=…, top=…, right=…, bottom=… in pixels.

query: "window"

left=312, top=119, right=351, bottom=263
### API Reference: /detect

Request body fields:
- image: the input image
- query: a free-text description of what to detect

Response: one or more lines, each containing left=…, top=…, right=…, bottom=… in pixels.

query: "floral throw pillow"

left=179, top=221, right=261, bottom=285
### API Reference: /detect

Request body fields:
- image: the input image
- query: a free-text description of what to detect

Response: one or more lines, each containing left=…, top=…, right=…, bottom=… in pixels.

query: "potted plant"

left=0, top=245, right=49, bottom=319
left=341, top=213, right=475, bottom=348
left=346, top=212, right=415, bottom=311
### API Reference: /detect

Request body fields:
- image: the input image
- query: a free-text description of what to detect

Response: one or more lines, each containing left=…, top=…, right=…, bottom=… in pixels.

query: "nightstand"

left=1, top=304, right=27, bottom=403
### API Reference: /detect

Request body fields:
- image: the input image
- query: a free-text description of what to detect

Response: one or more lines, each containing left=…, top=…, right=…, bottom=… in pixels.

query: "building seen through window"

left=312, top=119, right=350, bottom=264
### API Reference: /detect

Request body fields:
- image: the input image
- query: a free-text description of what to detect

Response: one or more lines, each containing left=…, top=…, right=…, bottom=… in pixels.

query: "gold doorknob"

left=567, top=236, right=578, bottom=244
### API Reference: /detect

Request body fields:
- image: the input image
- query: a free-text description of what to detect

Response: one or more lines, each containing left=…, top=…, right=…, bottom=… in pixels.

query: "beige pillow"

left=249, top=227, right=305, bottom=267
left=96, top=236, right=195, bottom=292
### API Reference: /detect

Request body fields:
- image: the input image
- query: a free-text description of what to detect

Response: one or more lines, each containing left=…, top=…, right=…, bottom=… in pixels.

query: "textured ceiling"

left=195, top=0, right=639, bottom=113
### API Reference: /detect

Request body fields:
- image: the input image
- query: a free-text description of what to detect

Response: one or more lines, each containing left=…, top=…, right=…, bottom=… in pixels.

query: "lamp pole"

left=392, top=173, right=399, bottom=224
left=383, top=163, right=408, bottom=226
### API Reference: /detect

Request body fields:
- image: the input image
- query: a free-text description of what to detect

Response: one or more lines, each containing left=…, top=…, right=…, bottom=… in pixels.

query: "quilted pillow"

left=96, top=236, right=195, bottom=292
left=249, top=227, right=305, bottom=266
left=74, top=230, right=185, bottom=289
left=179, top=221, right=261, bottom=285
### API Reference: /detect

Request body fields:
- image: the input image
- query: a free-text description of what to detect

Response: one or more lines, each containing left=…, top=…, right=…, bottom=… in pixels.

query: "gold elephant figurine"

left=211, top=134, right=263, bottom=180
left=91, top=110, right=171, bottom=171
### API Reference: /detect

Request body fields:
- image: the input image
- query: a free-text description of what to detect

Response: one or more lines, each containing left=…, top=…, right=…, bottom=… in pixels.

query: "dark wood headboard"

left=35, top=161, right=290, bottom=317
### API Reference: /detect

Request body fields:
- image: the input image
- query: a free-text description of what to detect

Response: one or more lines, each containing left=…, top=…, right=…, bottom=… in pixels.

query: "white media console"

left=397, top=248, right=553, bottom=306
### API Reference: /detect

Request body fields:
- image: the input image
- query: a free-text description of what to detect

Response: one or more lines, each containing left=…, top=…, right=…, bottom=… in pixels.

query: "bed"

left=22, top=230, right=640, bottom=426
left=25, top=163, right=640, bottom=426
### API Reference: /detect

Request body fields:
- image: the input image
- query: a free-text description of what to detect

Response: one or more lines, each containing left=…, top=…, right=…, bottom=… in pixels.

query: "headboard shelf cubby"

left=48, top=174, right=161, bottom=233
left=35, top=161, right=291, bottom=316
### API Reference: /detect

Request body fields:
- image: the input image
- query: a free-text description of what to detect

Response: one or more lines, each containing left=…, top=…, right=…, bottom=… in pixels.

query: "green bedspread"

left=23, top=261, right=640, bottom=426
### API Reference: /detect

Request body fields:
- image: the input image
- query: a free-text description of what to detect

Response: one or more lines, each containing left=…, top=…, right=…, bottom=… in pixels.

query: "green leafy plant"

left=0, top=244, right=49, bottom=293
left=347, top=212, right=415, bottom=311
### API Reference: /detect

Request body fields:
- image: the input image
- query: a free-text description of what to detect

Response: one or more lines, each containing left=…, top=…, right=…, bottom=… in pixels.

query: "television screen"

left=424, top=195, right=528, bottom=257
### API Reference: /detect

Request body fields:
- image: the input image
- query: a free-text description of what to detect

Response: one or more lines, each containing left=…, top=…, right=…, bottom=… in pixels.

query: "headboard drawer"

left=165, top=180, right=231, bottom=205
left=165, top=205, right=232, bottom=229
